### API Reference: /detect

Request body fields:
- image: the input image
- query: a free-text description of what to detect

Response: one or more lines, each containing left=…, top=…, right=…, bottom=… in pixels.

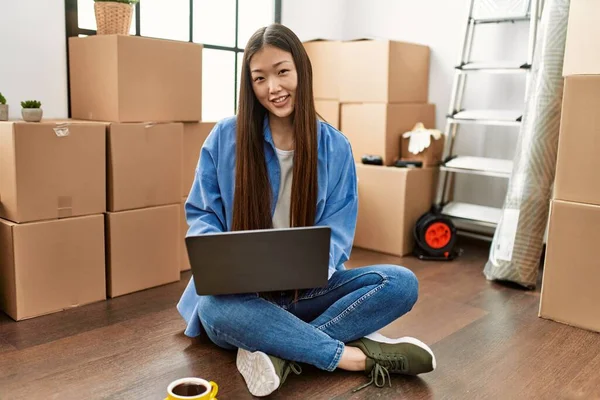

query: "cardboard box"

left=0, top=121, right=106, bottom=223
left=562, top=0, right=600, bottom=76
left=340, top=40, right=430, bottom=103
left=106, top=204, right=180, bottom=298
left=401, top=133, right=445, bottom=167
left=183, top=122, right=215, bottom=197
left=108, top=122, right=183, bottom=212
left=0, top=214, right=105, bottom=321
left=315, top=100, right=340, bottom=129
left=341, top=103, right=435, bottom=165
left=69, top=35, right=202, bottom=122
left=554, top=76, right=600, bottom=205
left=354, top=164, right=437, bottom=256
left=539, top=200, right=600, bottom=333
left=180, top=199, right=191, bottom=272
left=303, top=40, right=341, bottom=100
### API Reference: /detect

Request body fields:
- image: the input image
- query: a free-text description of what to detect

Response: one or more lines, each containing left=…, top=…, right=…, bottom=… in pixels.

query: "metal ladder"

left=434, top=0, right=542, bottom=237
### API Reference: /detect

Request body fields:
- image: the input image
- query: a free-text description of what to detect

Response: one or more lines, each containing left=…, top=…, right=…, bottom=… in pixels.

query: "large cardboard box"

left=554, top=76, right=600, bottom=205
left=106, top=204, right=180, bottom=298
left=0, top=214, right=105, bottom=321
left=183, top=122, right=215, bottom=197
left=69, top=35, right=202, bottom=122
left=341, top=103, right=435, bottom=165
left=562, top=0, right=600, bottom=76
left=180, top=199, right=191, bottom=272
left=340, top=40, right=430, bottom=103
left=539, top=200, right=600, bottom=333
left=315, top=100, right=340, bottom=129
left=354, top=164, right=437, bottom=256
left=108, top=122, right=183, bottom=212
left=0, top=122, right=106, bottom=223
left=303, top=40, right=341, bottom=100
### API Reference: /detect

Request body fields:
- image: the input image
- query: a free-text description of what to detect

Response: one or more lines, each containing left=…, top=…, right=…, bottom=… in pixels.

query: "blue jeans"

left=196, top=265, right=419, bottom=372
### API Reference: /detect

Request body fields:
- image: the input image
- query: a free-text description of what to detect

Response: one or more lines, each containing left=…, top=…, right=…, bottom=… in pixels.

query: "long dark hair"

left=232, top=23, right=318, bottom=232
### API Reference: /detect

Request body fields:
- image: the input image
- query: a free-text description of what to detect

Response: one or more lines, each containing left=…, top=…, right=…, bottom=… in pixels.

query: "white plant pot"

left=22, top=108, right=43, bottom=122
left=0, top=104, right=8, bottom=121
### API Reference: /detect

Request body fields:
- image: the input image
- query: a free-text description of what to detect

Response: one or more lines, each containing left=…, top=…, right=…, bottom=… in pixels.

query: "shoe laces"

left=377, top=354, right=407, bottom=373
left=280, top=361, right=302, bottom=386
left=352, top=355, right=407, bottom=392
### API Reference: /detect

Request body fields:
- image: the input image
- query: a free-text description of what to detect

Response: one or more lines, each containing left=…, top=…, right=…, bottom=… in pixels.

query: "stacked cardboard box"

left=304, top=40, right=342, bottom=129
left=340, top=40, right=435, bottom=167
left=539, top=0, right=600, bottom=333
left=305, top=39, right=437, bottom=257
left=342, top=40, right=438, bottom=257
left=0, top=121, right=107, bottom=320
left=68, top=35, right=203, bottom=297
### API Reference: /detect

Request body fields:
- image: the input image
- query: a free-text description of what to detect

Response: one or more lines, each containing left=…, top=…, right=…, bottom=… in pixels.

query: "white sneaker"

left=236, top=348, right=302, bottom=397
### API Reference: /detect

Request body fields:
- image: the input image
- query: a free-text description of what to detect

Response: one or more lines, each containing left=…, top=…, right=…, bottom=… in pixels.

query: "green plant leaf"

left=21, top=100, right=42, bottom=109
left=0, top=92, right=6, bottom=105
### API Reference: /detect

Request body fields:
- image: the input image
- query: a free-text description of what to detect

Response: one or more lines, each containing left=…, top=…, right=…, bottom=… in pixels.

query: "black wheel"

left=414, top=212, right=457, bottom=258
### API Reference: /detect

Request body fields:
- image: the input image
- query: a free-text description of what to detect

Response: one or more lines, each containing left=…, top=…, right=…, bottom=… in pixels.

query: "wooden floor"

left=1, top=238, right=599, bottom=399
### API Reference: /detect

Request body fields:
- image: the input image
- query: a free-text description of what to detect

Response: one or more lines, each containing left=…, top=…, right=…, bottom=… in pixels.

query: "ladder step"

left=442, top=156, right=513, bottom=178
left=458, top=61, right=530, bottom=73
left=448, top=109, right=522, bottom=126
left=442, top=202, right=502, bottom=226
left=472, top=15, right=530, bottom=25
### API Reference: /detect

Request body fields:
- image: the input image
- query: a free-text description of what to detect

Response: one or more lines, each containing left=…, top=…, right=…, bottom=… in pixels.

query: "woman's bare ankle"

left=337, top=345, right=367, bottom=371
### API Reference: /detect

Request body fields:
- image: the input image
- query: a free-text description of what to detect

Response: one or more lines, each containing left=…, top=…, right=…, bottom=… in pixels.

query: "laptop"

left=185, top=226, right=331, bottom=296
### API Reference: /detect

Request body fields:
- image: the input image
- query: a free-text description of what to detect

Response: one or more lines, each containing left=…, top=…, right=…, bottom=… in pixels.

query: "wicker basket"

left=94, top=2, right=134, bottom=35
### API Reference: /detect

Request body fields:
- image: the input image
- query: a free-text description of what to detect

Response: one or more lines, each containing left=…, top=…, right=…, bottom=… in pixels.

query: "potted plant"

left=0, top=93, right=7, bottom=121
left=94, top=0, right=139, bottom=35
left=21, top=100, right=43, bottom=122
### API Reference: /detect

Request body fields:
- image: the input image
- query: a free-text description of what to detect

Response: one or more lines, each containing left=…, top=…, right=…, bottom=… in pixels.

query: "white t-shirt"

left=272, top=148, right=294, bottom=229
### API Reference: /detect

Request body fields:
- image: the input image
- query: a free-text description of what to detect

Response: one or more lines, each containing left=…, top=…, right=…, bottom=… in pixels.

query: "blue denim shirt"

left=177, top=115, right=358, bottom=337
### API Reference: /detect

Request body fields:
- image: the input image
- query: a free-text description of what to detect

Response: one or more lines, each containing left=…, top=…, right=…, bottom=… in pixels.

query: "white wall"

left=284, top=0, right=533, bottom=208
left=0, top=0, right=69, bottom=120
left=282, top=0, right=346, bottom=41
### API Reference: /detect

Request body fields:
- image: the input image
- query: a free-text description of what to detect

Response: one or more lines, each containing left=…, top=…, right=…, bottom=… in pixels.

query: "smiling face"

left=249, top=45, right=298, bottom=122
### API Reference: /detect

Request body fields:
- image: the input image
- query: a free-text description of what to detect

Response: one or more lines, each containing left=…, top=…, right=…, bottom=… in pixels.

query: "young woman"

left=178, top=23, right=436, bottom=397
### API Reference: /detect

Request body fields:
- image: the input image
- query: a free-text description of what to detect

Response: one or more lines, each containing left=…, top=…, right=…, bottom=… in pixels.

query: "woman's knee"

left=197, top=294, right=251, bottom=333
left=377, top=264, right=419, bottom=309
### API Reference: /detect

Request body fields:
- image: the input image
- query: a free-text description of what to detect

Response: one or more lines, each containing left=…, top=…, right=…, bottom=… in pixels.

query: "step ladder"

left=434, top=0, right=542, bottom=237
